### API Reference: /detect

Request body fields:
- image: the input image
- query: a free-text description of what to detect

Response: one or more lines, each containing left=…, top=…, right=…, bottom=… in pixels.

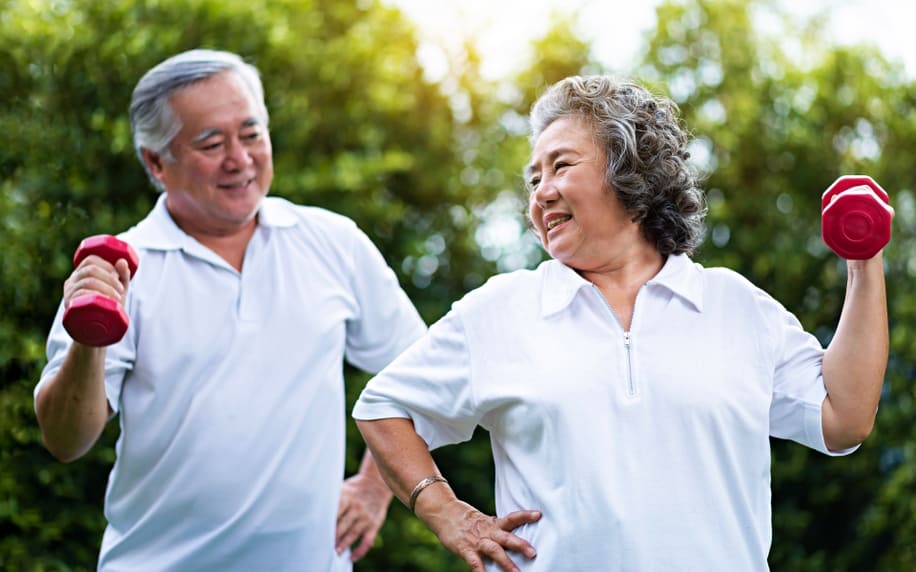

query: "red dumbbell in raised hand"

left=62, top=235, right=139, bottom=347
left=821, top=175, right=894, bottom=260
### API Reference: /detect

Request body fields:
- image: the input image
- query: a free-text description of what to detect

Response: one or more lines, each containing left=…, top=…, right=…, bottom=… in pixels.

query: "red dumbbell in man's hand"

left=62, top=235, right=139, bottom=347
left=821, top=175, right=894, bottom=260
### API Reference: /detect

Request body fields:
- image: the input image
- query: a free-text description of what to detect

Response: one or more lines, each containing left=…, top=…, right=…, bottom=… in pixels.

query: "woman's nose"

left=532, top=176, right=559, bottom=206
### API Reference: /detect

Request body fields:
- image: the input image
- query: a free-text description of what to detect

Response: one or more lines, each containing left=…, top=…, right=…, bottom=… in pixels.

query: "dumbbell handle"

left=821, top=176, right=893, bottom=260
left=62, top=235, right=139, bottom=347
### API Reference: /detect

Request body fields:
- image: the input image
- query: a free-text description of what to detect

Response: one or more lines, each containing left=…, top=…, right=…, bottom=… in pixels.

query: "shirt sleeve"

left=762, top=289, right=857, bottom=456
left=352, top=307, right=482, bottom=450
left=343, top=227, right=426, bottom=373
left=35, top=299, right=135, bottom=416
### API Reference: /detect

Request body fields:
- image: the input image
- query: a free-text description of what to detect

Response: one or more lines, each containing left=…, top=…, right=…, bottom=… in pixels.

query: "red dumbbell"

left=821, top=175, right=893, bottom=260
left=62, top=235, right=139, bottom=347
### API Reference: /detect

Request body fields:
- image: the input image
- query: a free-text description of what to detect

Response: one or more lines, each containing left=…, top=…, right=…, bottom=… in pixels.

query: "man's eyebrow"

left=190, top=128, right=222, bottom=144
left=190, top=118, right=262, bottom=144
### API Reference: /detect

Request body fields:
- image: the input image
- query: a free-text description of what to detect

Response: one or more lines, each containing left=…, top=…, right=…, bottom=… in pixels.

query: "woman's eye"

left=528, top=177, right=540, bottom=189
left=554, top=161, right=570, bottom=172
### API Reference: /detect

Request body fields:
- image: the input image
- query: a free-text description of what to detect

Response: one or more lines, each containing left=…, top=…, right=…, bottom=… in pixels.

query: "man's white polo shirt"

left=38, top=194, right=425, bottom=571
left=354, top=253, right=852, bottom=571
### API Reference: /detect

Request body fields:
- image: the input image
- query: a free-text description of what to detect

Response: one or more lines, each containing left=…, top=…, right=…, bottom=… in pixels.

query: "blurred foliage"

left=1, top=0, right=914, bottom=570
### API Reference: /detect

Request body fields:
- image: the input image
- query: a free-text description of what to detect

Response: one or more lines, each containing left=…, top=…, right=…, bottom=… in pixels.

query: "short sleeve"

left=762, top=290, right=857, bottom=456
left=352, top=307, right=482, bottom=450
left=35, top=300, right=135, bottom=416
left=343, top=227, right=426, bottom=373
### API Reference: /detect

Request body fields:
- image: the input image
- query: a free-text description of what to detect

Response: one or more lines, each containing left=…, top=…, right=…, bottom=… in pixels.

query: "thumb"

left=114, top=259, right=133, bottom=290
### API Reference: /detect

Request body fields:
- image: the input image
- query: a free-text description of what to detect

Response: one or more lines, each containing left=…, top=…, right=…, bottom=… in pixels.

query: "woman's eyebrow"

left=525, top=148, right=578, bottom=177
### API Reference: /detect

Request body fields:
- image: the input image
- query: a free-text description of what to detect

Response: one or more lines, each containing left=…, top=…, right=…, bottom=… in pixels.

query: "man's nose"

left=223, top=139, right=254, bottom=170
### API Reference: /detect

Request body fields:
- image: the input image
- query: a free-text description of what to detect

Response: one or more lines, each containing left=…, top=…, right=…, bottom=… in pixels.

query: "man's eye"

left=242, top=131, right=261, bottom=141
left=528, top=177, right=540, bottom=189
left=554, top=161, right=570, bottom=171
left=200, top=142, right=222, bottom=151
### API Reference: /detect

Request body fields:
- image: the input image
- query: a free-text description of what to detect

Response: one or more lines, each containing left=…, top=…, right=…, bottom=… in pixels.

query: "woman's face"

left=526, top=115, right=641, bottom=271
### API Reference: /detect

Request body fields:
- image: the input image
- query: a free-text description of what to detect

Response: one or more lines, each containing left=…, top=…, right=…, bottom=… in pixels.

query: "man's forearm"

left=36, top=343, right=110, bottom=462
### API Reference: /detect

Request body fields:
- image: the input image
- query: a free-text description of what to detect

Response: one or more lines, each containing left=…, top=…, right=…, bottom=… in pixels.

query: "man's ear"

left=141, top=148, right=167, bottom=183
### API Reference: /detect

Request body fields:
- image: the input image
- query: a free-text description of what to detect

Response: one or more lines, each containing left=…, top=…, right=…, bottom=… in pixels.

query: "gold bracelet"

left=407, top=474, right=448, bottom=513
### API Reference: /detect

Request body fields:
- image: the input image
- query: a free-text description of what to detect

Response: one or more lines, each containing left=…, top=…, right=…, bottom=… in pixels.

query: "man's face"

left=145, top=71, right=273, bottom=237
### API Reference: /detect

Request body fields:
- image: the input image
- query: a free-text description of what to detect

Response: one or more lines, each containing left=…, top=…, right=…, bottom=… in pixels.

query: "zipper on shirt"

left=623, top=330, right=636, bottom=397
left=592, top=284, right=640, bottom=398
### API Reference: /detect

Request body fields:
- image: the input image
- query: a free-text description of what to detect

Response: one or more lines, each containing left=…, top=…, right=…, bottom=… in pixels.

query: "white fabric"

left=353, top=253, right=854, bottom=572
left=37, top=194, right=425, bottom=572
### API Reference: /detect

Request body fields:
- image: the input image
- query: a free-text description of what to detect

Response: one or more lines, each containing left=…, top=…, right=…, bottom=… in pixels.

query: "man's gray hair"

left=129, top=49, right=269, bottom=191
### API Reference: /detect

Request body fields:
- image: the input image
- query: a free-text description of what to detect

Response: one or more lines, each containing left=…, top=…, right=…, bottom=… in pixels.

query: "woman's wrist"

left=408, top=474, right=449, bottom=513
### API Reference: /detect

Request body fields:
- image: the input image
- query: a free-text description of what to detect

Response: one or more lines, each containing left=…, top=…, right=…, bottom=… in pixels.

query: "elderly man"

left=35, top=49, right=425, bottom=571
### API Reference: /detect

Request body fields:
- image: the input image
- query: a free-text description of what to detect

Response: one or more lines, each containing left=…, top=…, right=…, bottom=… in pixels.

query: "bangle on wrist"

left=407, top=474, right=448, bottom=513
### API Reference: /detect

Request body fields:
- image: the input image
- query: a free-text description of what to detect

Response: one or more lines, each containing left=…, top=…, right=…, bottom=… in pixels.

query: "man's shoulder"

left=261, top=196, right=359, bottom=233
left=260, top=198, right=389, bottom=271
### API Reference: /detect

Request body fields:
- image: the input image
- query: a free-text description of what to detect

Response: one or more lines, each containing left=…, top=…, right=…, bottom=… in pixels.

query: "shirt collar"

left=126, top=194, right=299, bottom=252
left=257, top=196, right=300, bottom=228
left=539, top=253, right=704, bottom=318
left=648, top=253, right=704, bottom=313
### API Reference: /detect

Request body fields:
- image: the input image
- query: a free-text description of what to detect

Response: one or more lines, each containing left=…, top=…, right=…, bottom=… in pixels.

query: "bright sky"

left=384, top=0, right=916, bottom=82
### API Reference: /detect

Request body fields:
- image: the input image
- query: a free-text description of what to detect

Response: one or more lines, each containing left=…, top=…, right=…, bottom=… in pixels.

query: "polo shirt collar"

left=126, top=193, right=299, bottom=252
left=648, top=253, right=704, bottom=313
left=539, top=253, right=704, bottom=318
left=257, top=196, right=300, bottom=228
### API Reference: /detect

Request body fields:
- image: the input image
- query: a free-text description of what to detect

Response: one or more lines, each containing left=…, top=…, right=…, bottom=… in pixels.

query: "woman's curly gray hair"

left=529, top=76, right=707, bottom=256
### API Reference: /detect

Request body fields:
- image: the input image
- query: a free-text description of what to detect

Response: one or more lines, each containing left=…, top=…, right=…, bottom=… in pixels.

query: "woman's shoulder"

left=697, top=262, right=785, bottom=314
left=454, top=262, right=549, bottom=313
left=701, top=264, right=758, bottom=290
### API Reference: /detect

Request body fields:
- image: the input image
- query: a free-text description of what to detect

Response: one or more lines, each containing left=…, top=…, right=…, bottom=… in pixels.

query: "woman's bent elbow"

left=826, top=418, right=876, bottom=452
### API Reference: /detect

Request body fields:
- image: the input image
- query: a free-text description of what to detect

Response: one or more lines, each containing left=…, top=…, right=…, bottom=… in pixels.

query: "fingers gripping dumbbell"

left=62, top=235, right=139, bottom=347
left=821, top=175, right=893, bottom=260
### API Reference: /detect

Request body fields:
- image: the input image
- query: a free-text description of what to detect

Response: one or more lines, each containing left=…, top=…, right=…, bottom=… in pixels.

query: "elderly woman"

left=353, top=76, right=889, bottom=572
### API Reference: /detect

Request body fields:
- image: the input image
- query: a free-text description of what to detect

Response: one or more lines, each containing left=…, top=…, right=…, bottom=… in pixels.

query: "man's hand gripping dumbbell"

left=62, top=235, right=139, bottom=347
